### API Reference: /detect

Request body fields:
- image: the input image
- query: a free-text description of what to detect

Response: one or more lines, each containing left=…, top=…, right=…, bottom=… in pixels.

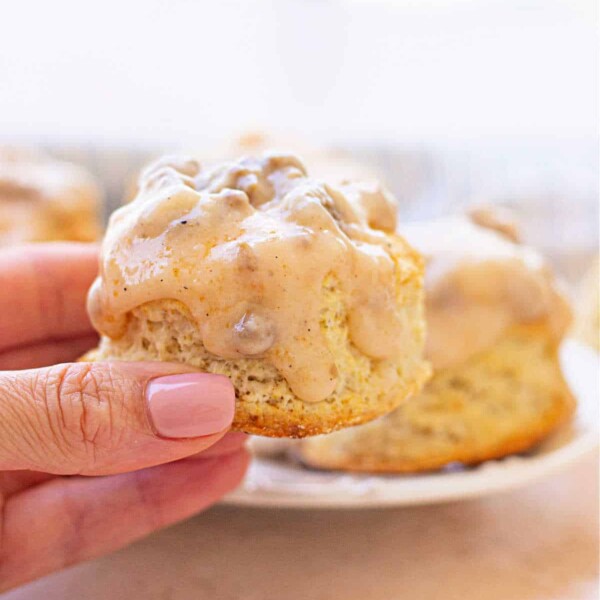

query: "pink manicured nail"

left=146, top=374, right=235, bottom=438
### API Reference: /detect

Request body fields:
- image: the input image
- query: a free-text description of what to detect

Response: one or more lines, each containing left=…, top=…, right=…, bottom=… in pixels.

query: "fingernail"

left=146, top=374, right=235, bottom=438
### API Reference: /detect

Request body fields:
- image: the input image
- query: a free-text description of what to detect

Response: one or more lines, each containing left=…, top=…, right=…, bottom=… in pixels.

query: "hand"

left=0, top=244, right=249, bottom=592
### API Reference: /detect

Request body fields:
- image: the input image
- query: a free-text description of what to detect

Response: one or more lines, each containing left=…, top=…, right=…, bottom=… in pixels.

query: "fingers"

left=0, top=362, right=237, bottom=475
left=0, top=449, right=249, bottom=592
left=0, top=243, right=98, bottom=352
left=0, top=333, right=99, bottom=370
left=0, top=471, right=56, bottom=496
left=184, top=431, right=248, bottom=459
left=0, top=434, right=248, bottom=498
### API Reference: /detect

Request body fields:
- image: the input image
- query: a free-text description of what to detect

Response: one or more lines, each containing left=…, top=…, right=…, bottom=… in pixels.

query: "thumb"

left=0, top=362, right=236, bottom=475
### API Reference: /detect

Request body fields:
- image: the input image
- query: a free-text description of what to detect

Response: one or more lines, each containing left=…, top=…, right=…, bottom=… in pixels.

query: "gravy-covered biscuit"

left=84, top=153, right=429, bottom=437
left=300, top=216, right=575, bottom=469
left=0, top=147, right=101, bottom=244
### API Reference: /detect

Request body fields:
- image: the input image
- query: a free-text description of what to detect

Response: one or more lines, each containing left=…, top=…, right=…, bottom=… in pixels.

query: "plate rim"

left=223, top=339, right=599, bottom=509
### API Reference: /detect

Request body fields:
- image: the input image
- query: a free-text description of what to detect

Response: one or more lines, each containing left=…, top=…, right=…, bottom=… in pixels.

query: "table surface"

left=7, top=453, right=598, bottom=600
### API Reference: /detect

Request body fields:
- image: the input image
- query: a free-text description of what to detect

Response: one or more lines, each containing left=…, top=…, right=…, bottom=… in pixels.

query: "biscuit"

left=300, top=216, right=574, bottom=469
left=84, top=153, right=429, bottom=437
left=299, top=323, right=575, bottom=472
left=0, top=147, right=102, bottom=244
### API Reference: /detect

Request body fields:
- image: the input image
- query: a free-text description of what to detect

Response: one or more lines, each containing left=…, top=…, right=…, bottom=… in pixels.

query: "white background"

left=0, top=0, right=597, bottom=271
left=0, top=0, right=596, bottom=145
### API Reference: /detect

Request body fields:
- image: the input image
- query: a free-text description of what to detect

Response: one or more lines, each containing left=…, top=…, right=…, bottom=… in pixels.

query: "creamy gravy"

left=402, top=217, right=571, bottom=369
left=88, top=153, right=414, bottom=403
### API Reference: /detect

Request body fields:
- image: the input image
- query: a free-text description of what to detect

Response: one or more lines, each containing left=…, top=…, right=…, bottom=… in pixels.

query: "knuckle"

left=41, top=364, right=130, bottom=458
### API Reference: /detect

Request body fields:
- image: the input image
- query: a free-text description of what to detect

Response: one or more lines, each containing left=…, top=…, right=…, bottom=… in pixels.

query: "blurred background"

left=0, top=3, right=598, bottom=598
left=0, top=0, right=597, bottom=279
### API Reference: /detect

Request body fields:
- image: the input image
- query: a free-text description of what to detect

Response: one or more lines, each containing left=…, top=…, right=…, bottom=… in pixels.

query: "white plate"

left=224, top=339, right=599, bottom=508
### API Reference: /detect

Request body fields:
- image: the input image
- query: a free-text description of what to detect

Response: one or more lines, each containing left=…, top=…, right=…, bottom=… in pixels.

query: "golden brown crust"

left=299, top=395, right=573, bottom=472
left=82, top=345, right=430, bottom=439
left=229, top=369, right=429, bottom=437
left=299, top=322, right=575, bottom=469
